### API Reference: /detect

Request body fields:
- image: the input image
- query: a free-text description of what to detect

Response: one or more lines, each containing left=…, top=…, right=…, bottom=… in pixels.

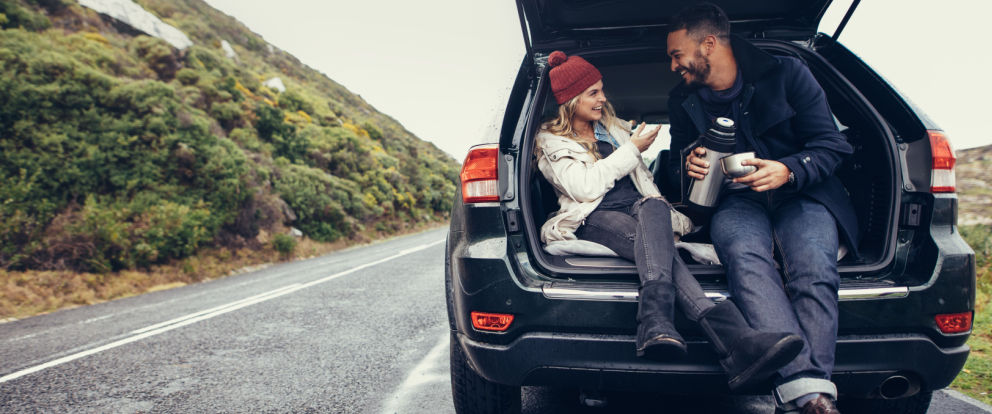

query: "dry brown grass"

left=0, top=221, right=447, bottom=322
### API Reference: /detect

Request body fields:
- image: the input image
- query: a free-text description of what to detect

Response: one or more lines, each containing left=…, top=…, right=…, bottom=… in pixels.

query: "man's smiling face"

left=667, top=29, right=711, bottom=87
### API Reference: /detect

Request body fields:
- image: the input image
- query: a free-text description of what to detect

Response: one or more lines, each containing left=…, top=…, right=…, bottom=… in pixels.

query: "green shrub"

left=255, top=103, right=289, bottom=140
left=362, top=122, right=383, bottom=141
left=27, top=0, right=66, bottom=13
left=272, top=233, right=296, bottom=257
left=0, top=0, right=50, bottom=30
left=273, top=164, right=353, bottom=242
left=254, top=103, right=309, bottom=162
left=129, top=35, right=179, bottom=80
left=133, top=200, right=212, bottom=265
left=185, top=45, right=225, bottom=74
left=34, top=196, right=216, bottom=272
left=278, top=89, right=313, bottom=114
left=0, top=31, right=255, bottom=270
left=0, top=167, right=59, bottom=268
left=211, top=100, right=242, bottom=130
left=228, top=127, right=262, bottom=152
left=176, top=68, right=200, bottom=85
left=218, top=75, right=243, bottom=101
left=68, top=196, right=133, bottom=272
left=961, top=224, right=992, bottom=269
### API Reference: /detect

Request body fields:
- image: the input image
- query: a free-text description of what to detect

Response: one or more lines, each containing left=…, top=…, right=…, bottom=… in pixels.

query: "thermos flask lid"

left=702, top=117, right=737, bottom=152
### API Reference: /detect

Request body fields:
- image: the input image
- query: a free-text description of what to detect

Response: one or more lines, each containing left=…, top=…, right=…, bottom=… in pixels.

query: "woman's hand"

left=630, top=122, right=659, bottom=152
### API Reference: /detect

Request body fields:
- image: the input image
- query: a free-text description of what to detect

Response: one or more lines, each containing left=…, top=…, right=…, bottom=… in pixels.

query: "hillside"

left=0, top=0, right=459, bottom=273
left=953, top=143, right=992, bottom=405
left=957, top=144, right=992, bottom=225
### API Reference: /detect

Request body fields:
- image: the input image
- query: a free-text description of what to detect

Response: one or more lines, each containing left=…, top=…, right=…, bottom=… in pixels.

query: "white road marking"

left=82, top=314, right=117, bottom=324
left=7, top=333, right=39, bottom=342
left=129, top=284, right=302, bottom=335
left=0, top=239, right=445, bottom=384
left=2, top=257, right=348, bottom=344
left=380, top=332, right=451, bottom=414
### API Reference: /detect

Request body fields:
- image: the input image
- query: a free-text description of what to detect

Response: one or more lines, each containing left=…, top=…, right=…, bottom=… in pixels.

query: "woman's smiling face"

left=572, top=80, right=607, bottom=124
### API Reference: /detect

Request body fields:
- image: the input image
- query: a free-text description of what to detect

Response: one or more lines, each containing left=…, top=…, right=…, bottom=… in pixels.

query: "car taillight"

left=935, top=312, right=972, bottom=334
left=471, top=311, right=514, bottom=331
left=460, top=144, right=499, bottom=203
left=928, top=130, right=956, bottom=193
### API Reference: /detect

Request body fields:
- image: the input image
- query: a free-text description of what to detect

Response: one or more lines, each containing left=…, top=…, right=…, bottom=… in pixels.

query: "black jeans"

left=576, top=197, right=714, bottom=321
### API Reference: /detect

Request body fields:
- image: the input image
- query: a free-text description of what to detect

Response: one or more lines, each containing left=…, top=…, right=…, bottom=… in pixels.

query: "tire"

left=450, top=332, right=522, bottom=414
left=444, top=238, right=456, bottom=331
left=837, top=391, right=933, bottom=414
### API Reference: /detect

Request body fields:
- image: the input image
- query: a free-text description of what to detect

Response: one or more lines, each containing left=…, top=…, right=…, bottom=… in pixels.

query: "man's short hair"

left=669, top=2, right=730, bottom=43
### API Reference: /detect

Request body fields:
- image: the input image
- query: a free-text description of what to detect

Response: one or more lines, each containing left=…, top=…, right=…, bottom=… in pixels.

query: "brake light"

left=928, top=130, right=956, bottom=193
left=471, top=311, right=514, bottom=331
left=935, top=312, right=972, bottom=334
left=460, top=144, right=499, bottom=203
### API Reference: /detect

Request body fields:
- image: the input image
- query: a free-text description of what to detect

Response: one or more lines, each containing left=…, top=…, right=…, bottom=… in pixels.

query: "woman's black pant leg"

left=576, top=198, right=715, bottom=320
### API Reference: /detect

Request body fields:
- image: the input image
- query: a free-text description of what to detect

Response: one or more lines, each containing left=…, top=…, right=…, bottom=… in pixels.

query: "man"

left=665, top=3, right=858, bottom=414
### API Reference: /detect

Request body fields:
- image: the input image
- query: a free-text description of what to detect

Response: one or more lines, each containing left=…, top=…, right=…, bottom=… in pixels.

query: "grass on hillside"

left=950, top=224, right=992, bottom=405
left=1, top=1, right=458, bottom=274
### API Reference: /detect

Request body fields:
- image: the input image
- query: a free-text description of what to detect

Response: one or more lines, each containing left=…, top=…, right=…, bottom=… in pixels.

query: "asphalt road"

left=1, top=227, right=989, bottom=413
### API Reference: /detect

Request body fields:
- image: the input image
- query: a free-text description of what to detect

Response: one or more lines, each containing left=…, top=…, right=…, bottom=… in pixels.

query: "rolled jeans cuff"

left=774, top=378, right=837, bottom=409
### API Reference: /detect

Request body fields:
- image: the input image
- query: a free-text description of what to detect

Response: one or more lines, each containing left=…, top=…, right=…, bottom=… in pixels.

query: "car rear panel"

left=447, top=32, right=974, bottom=398
left=456, top=330, right=967, bottom=395
left=448, top=183, right=972, bottom=394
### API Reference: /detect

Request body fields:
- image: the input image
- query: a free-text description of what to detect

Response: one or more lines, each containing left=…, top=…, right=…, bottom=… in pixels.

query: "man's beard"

left=684, top=51, right=711, bottom=87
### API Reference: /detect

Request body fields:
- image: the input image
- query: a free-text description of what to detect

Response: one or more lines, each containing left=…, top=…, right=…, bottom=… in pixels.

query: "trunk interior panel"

left=519, top=40, right=902, bottom=284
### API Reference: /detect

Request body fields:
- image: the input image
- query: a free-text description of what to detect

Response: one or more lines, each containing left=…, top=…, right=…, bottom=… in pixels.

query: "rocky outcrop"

left=78, top=0, right=192, bottom=49
left=221, top=40, right=238, bottom=60
left=264, top=77, right=286, bottom=93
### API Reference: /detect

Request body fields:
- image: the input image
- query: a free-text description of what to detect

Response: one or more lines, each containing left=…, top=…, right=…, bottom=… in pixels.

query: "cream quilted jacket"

left=534, top=119, right=693, bottom=244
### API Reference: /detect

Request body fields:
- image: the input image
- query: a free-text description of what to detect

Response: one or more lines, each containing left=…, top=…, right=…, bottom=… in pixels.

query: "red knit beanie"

left=548, top=51, right=602, bottom=104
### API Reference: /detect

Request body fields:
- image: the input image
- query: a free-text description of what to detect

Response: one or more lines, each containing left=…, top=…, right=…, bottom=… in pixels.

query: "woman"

left=534, top=51, right=802, bottom=391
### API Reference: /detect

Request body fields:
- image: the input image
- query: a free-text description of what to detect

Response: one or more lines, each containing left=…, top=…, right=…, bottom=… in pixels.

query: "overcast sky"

left=201, top=0, right=990, bottom=162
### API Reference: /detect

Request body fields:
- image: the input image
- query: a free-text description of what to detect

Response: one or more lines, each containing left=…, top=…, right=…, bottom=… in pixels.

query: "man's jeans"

left=576, top=197, right=714, bottom=321
left=710, top=192, right=840, bottom=395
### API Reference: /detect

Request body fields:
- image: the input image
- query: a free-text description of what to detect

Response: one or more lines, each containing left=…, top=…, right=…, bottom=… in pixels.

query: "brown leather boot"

left=800, top=395, right=840, bottom=414
left=774, top=395, right=841, bottom=414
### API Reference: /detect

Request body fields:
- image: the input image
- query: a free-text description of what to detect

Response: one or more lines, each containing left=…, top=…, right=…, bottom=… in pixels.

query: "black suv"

left=445, top=1, right=975, bottom=413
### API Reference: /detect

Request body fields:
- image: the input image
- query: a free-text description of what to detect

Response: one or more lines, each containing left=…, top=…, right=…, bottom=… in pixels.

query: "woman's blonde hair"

left=542, top=93, right=620, bottom=160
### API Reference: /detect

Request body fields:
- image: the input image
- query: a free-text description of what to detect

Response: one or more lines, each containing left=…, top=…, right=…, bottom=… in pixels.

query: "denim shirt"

left=594, top=122, right=619, bottom=148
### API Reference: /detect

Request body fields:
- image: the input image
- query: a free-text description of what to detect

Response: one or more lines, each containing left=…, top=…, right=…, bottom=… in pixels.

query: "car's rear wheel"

left=837, top=391, right=932, bottom=414
left=450, top=332, right=522, bottom=414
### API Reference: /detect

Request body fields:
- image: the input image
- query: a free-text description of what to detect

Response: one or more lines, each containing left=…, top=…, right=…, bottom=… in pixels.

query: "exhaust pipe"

left=878, top=374, right=920, bottom=399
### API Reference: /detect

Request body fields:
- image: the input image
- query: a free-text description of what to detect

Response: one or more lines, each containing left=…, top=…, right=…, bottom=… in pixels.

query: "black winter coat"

left=666, top=35, right=860, bottom=257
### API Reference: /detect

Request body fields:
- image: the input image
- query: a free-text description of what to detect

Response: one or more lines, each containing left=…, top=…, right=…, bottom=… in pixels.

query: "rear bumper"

left=455, top=331, right=969, bottom=397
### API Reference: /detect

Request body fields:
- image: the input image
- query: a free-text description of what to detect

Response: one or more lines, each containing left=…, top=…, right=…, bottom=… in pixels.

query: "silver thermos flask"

left=687, top=117, right=737, bottom=208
